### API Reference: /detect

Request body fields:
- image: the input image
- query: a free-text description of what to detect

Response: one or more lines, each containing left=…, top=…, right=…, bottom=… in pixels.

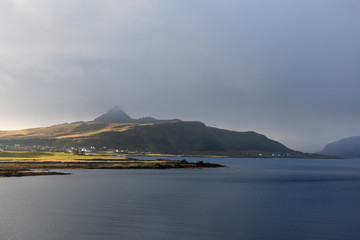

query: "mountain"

left=92, top=106, right=180, bottom=124
left=320, top=136, right=360, bottom=158
left=0, top=116, right=298, bottom=157
left=63, top=121, right=294, bottom=155
left=94, top=106, right=132, bottom=123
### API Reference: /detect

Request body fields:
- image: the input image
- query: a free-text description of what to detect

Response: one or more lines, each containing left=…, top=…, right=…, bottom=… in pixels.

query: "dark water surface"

left=1, top=158, right=360, bottom=240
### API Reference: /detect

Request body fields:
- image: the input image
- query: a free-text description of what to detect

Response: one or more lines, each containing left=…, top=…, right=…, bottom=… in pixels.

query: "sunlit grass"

left=0, top=151, right=122, bottom=161
left=0, top=151, right=224, bottom=177
left=0, top=122, right=152, bottom=139
left=54, top=123, right=154, bottom=139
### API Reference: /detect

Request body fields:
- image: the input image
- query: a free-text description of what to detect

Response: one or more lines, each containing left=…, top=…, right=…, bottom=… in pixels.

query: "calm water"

left=1, top=158, right=360, bottom=240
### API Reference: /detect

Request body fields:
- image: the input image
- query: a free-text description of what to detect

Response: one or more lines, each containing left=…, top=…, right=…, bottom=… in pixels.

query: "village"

left=0, top=142, right=298, bottom=158
left=0, top=143, right=134, bottom=156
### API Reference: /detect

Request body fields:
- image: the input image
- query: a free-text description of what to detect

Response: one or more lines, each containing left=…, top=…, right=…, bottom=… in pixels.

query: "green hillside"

left=0, top=121, right=294, bottom=156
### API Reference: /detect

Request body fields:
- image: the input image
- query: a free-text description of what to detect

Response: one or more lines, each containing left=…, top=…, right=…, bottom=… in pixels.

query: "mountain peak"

left=107, top=106, right=131, bottom=118
left=93, top=105, right=182, bottom=124
left=94, top=106, right=132, bottom=123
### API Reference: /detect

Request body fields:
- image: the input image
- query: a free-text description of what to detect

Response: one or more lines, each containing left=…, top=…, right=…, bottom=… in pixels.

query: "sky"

left=0, top=0, right=359, bottom=152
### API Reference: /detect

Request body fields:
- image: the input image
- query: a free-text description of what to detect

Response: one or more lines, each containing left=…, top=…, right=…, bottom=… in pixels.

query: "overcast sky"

left=0, top=0, right=359, bottom=152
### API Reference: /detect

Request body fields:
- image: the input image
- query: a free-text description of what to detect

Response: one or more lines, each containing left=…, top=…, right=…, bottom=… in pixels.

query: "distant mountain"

left=1, top=106, right=331, bottom=157
left=0, top=120, right=298, bottom=157
left=320, top=136, right=360, bottom=158
left=93, top=106, right=180, bottom=124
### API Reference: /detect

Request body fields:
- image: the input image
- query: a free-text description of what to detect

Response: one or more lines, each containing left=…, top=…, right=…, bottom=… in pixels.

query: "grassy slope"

left=0, top=121, right=293, bottom=155
left=0, top=122, right=154, bottom=142
left=0, top=122, right=109, bottom=139
left=64, top=121, right=293, bottom=154
left=0, top=151, right=121, bottom=161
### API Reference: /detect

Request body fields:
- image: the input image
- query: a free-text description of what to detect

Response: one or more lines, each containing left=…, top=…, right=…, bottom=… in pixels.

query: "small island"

left=0, top=151, right=224, bottom=178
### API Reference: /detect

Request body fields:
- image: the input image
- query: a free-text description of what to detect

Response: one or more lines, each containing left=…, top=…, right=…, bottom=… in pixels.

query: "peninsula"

left=0, top=151, right=224, bottom=177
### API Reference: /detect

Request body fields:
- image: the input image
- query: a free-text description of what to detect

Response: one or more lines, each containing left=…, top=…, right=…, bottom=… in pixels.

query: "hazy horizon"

left=1, top=0, right=359, bottom=152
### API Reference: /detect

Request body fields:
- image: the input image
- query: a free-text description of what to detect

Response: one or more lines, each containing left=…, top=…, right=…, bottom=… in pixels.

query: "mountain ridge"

left=320, top=136, right=360, bottom=158
left=0, top=121, right=295, bottom=157
left=0, top=107, right=317, bottom=157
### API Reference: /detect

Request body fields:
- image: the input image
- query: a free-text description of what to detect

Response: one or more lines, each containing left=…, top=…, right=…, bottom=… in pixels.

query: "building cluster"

left=0, top=143, right=137, bottom=156
left=0, top=143, right=98, bottom=154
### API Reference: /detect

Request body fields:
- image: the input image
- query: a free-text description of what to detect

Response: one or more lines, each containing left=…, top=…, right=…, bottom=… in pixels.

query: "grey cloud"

left=0, top=0, right=359, bottom=152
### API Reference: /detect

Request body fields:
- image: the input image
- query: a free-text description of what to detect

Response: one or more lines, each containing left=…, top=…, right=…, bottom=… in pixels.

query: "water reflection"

left=0, top=158, right=360, bottom=240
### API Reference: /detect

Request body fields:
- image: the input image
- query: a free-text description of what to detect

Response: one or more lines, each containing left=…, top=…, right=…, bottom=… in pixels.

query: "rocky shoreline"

left=0, top=158, right=224, bottom=177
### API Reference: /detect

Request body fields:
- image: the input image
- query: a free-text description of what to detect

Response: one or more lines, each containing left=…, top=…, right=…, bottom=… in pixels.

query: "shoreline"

left=0, top=158, right=224, bottom=178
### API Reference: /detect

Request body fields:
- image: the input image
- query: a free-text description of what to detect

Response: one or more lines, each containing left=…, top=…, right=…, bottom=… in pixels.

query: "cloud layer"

left=0, top=0, right=359, bottom=152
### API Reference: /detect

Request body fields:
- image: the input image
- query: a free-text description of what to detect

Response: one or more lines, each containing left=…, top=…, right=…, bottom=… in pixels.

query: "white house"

left=81, top=148, right=91, bottom=153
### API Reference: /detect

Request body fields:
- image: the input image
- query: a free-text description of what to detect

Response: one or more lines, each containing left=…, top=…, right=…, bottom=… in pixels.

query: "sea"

left=1, top=157, right=360, bottom=240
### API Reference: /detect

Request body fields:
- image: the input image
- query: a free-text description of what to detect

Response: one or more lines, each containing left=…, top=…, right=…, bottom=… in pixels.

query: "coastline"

left=0, top=158, right=224, bottom=178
